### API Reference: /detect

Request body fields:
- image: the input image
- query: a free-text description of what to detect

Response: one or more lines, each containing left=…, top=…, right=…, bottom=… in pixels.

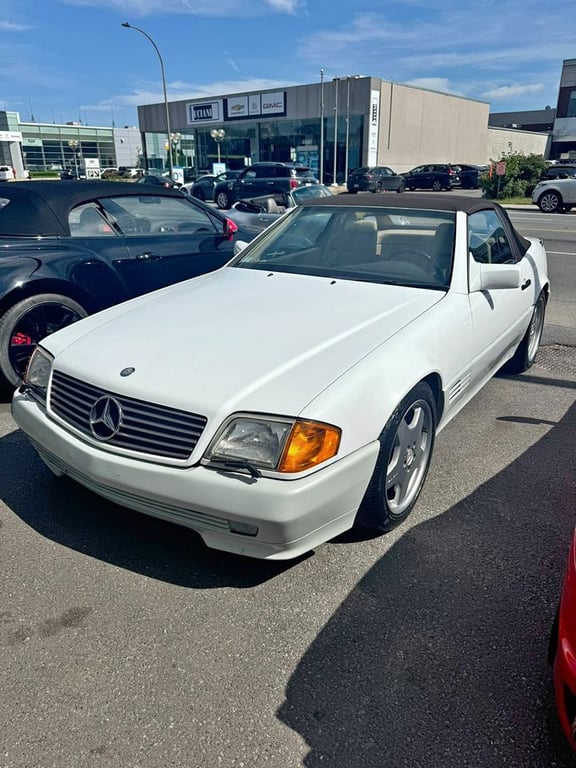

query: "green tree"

left=480, top=151, right=548, bottom=200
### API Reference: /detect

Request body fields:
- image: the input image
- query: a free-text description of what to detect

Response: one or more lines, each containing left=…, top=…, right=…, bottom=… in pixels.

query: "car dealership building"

left=137, top=76, right=493, bottom=183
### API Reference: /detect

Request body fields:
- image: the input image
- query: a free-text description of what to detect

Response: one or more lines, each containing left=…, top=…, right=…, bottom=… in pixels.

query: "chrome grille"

left=49, top=370, right=207, bottom=460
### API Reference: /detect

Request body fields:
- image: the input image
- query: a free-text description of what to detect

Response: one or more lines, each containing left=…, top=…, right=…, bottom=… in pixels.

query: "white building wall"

left=487, top=127, right=549, bottom=161
left=113, top=127, right=142, bottom=168
left=375, top=82, right=490, bottom=172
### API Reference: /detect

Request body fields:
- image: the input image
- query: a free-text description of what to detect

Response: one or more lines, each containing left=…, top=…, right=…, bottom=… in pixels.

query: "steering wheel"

left=393, top=249, right=443, bottom=281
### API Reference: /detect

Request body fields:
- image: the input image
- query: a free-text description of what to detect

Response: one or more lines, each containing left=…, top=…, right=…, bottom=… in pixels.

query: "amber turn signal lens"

left=278, top=420, right=341, bottom=473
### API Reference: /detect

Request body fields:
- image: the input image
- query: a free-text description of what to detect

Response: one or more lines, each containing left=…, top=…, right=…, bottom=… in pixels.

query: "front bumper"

left=12, top=391, right=379, bottom=560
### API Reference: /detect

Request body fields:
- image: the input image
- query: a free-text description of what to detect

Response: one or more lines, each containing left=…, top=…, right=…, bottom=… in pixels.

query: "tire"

left=0, top=294, right=87, bottom=388
left=355, top=382, right=437, bottom=532
left=373, top=183, right=382, bottom=194
left=396, top=184, right=405, bottom=193
left=503, top=292, right=547, bottom=374
left=215, top=190, right=232, bottom=209
left=538, top=191, right=563, bottom=213
left=432, top=181, right=442, bottom=191
left=408, top=186, right=416, bottom=191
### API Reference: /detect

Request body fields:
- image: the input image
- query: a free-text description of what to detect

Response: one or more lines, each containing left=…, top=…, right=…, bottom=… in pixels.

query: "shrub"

left=480, top=152, right=548, bottom=200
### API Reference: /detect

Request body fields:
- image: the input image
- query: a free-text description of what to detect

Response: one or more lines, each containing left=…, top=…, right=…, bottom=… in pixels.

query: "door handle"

left=521, top=278, right=531, bottom=290
left=135, top=252, right=162, bottom=262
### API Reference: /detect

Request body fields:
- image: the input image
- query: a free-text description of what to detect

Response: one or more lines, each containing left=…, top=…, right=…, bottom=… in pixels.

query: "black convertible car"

left=0, top=180, right=254, bottom=388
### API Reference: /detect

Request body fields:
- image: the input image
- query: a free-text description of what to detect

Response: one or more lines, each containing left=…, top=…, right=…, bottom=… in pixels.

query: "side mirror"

left=234, top=240, right=250, bottom=256
left=473, top=262, right=521, bottom=291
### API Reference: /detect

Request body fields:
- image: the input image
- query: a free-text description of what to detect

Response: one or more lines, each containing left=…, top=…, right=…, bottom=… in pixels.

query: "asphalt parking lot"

left=1, top=204, right=575, bottom=767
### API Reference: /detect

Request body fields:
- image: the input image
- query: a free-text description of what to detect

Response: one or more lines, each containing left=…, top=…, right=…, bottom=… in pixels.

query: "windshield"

left=291, top=185, right=333, bottom=203
left=233, top=205, right=455, bottom=289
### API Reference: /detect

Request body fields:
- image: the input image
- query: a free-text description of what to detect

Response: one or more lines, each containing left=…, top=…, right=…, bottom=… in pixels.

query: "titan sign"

left=186, top=101, right=223, bottom=125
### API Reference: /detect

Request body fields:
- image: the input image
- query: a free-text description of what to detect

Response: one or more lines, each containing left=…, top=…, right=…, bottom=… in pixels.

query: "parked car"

left=135, top=172, right=182, bottom=190
left=60, top=167, right=86, bottom=180
left=531, top=178, right=576, bottom=213
left=402, top=164, right=460, bottom=191
left=549, top=528, right=576, bottom=750
left=117, top=167, right=143, bottom=179
left=226, top=184, right=334, bottom=234
left=541, top=164, right=576, bottom=181
left=12, top=194, right=548, bottom=560
left=0, top=180, right=256, bottom=388
left=100, top=168, right=119, bottom=179
left=0, top=165, right=15, bottom=181
left=183, top=171, right=242, bottom=200
left=347, top=166, right=405, bottom=193
left=213, top=162, right=318, bottom=209
left=453, top=164, right=486, bottom=189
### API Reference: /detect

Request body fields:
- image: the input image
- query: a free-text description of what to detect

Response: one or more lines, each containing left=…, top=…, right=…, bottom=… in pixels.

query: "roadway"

left=0, top=206, right=575, bottom=768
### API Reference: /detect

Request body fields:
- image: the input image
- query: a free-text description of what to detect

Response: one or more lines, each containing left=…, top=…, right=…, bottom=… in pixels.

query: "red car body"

left=552, top=528, right=576, bottom=749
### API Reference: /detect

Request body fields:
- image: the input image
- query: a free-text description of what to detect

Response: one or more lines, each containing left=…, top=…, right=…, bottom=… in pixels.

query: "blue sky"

left=1, top=0, right=573, bottom=128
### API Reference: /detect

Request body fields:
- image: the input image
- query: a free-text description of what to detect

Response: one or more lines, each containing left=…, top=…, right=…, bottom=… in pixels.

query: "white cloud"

left=265, top=0, right=300, bottom=11
left=404, top=77, right=463, bottom=96
left=84, top=77, right=297, bottom=111
left=224, top=51, right=240, bottom=73
left=482, top=83, right=545, bottom=100
left=0, top=20, right=30, bottom=31
left=62, top=0, right=301, bottom=16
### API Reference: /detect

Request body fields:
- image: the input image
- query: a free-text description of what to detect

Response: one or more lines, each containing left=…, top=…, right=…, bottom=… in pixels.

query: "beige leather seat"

left=77, top=206, right=110, bottom=236
left=325, top=218, right=378, bottom=267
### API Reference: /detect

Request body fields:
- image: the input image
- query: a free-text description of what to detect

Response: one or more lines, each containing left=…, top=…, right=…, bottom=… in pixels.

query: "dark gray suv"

left=213, top=162, right=318, bottom=209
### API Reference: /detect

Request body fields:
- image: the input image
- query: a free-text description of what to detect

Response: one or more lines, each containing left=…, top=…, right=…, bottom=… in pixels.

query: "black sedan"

left=135, top=173, right=182, bottom=190
left=347, top=166, right=405, bottom=193
left=0, top=180, right=255, bottom=388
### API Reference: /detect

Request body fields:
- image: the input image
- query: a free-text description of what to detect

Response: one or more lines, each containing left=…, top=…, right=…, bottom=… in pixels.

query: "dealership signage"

left=226, top=91, right=286, bottom=121
left=367, top=90, right=380, bottom=166
left=0, top=131, right=22, bottom=142
left=187, top=92, right=286, bottom=124
left=186, top=100, right=224, bottom=125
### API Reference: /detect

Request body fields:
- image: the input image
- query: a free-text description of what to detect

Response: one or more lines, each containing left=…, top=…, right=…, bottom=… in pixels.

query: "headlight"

left=205, top=415, right=341, bottom=473
left=24, top=346, right=53, bottom=403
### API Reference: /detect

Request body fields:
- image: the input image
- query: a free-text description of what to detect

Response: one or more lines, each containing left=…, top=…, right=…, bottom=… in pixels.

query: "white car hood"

left=49, top=268, right=444, bottom=422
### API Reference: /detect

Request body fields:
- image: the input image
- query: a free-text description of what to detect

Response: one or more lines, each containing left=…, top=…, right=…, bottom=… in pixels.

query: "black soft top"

left=302, top=192, right=500, bottom=214
left=0, top=180, right=187, bottom=236
left=301, top=193, right=531, bottom=253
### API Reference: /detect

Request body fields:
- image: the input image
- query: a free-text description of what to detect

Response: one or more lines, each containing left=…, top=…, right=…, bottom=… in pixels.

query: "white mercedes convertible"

left=12, top=195, right=549, bottom=560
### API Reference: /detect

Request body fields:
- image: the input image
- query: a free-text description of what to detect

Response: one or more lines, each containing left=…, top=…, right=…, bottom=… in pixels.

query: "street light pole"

left=332, top=78, right=339, bottom=185
left=68, top=140, right=79, bottom=176
left=121, top=22, right=173, bottom=179
left=319, top=69, right=324, bottom=184
left=210, top=129, right=225, bottom=165
left=344, top=77, right=351, bottom=182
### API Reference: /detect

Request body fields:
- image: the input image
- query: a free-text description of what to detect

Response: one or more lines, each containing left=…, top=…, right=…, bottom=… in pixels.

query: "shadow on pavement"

left=0, top=429, right=309, bottom=588
left=277, top=400, right=576, bottom=767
